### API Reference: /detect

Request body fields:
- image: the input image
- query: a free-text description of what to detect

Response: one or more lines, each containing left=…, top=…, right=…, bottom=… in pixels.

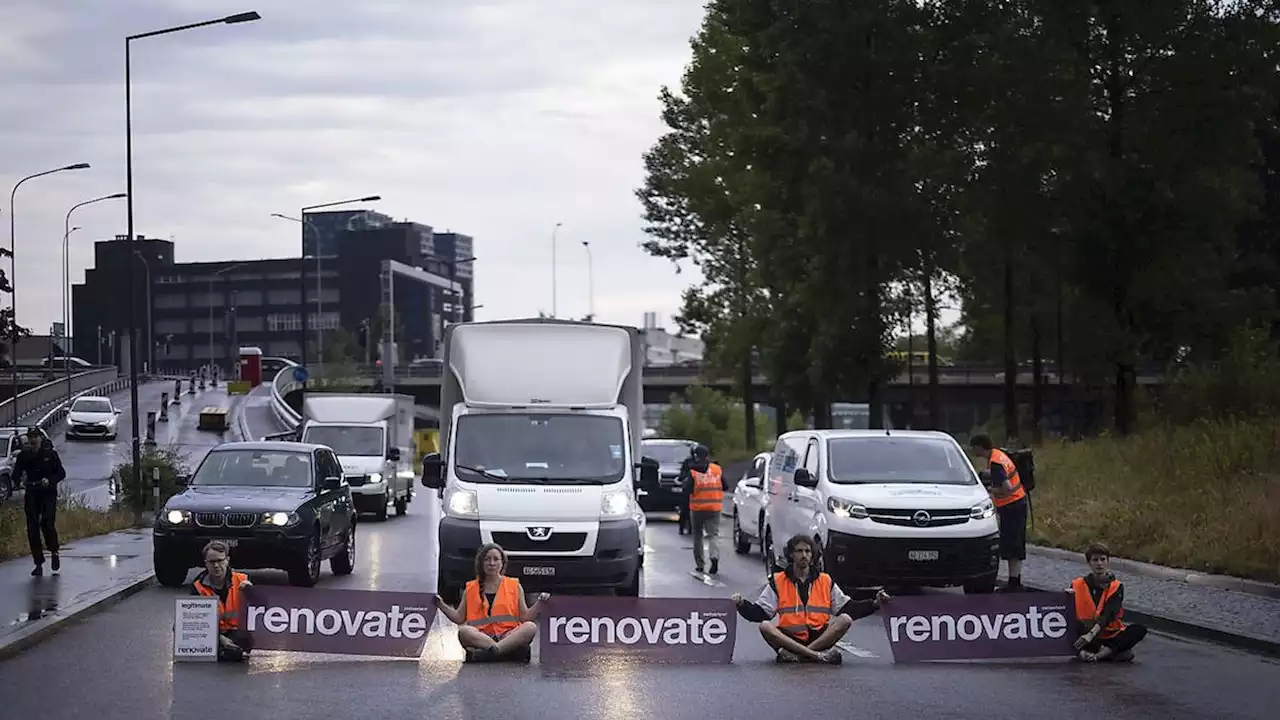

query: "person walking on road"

left=12, top=427, right=66, bottom=576
left=681, top=444, right=725, bottom=575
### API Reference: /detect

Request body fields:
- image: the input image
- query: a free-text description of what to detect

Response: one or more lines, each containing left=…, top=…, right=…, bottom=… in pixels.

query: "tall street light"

left=550, top=222, right=562, bottom=318
left=64, top=192, right=127, bottom=391
left=124, top=11, right=260, bottom=490
left=61, top=226, right=81, bottom=398
left=209, top=263, right=249, bottom=370
left=6, top=162, right=91, bottom=425
left=581, top=240, right=594, bottom=321
left=293, top=195, right=380, bottom=384
left=446, top=256, right=476, bottom=325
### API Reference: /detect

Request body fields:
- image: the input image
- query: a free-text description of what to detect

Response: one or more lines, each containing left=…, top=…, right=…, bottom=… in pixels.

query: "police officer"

left=12, top=427, right=67, bottom=576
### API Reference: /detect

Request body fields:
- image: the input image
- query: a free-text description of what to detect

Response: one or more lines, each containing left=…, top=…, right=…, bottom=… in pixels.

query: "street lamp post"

left=63, top=192, right=127, bottom=399
left=209, top=263, right=248, bottom=372
left=446, top=256, right=476, bottom=325
left=551, top=222, right=562, bottom=318
left=581, top=240, right=594, bottom=320
left=6, top=162, right=91, bottom=425
left=134, top=251, right=153, bottom=372
left=124, top=11, right=260, bottom=490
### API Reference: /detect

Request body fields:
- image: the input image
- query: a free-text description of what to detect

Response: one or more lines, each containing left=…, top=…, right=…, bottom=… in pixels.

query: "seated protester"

left=1069, top=541, right=1147, bottom=663
left=732, top=534, right=890, bottom=664
left=435, top=543, right=549, bottom=663
left=190, top=540, right=254, bottom=662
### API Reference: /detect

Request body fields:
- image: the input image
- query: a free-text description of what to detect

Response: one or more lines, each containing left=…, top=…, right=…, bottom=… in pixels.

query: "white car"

left=730, top=451, right=771, bottom=555
left=760, top=429, right=1000, bottom=594
left=65, top=395, right=121, bottom=440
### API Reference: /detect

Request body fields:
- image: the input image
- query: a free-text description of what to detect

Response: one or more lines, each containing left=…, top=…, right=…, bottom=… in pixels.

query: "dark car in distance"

left=152, top=441, right=357, bottom=588
left=636, top=438, right=697, bottom=511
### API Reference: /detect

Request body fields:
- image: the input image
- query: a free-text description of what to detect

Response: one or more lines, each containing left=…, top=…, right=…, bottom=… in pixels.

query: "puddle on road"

left=8, top=577, right=61, bottom=627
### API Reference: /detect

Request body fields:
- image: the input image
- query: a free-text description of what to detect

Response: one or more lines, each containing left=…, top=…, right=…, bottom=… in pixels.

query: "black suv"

left=153, top=440, right=357, bottom=588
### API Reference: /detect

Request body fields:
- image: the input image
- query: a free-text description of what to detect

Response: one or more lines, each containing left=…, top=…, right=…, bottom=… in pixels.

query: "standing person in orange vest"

left=969, top=433, right=1029, bottom=591
left=434, top=543, right=550, bottom=663
left=1069, top=542, right=1147, bottom=662
left=680, top=444, right=726, bottom=575
left=189, top=540, right=254, bottom=662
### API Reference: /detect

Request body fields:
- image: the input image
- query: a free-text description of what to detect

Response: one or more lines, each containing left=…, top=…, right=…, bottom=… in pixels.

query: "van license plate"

left=523, top=566, right=555, bottom=576
left=908, top=550, right=938, bottom=561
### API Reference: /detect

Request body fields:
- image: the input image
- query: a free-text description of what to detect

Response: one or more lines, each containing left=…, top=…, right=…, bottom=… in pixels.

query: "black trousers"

left=1083, top=624, right=1147, bottom=657
left=678, top=500, right=690, bottom=534
left=24, top=489, right=59, bottom=564
left=218, top=629, right=254, bottom=662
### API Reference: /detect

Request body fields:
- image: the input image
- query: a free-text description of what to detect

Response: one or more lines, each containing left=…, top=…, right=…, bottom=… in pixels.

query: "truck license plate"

left=908, top=550, right=938, bottom=561
left=522, top=566, right=555, bottom=576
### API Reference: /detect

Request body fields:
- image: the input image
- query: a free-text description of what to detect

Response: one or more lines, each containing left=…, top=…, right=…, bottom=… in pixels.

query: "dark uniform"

left=12, top=429, right=66, bottom=575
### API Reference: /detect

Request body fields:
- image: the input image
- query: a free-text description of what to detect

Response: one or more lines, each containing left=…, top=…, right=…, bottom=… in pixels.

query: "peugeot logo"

left=526, top=526, right=553, bottom=540
left=912, top=510, right=932, bottom=527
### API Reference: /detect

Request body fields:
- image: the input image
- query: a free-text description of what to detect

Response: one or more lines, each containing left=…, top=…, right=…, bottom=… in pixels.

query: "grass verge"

left=0, top=493, right=135, bottom=562
left=1031, top=417, right=1280, bottom=583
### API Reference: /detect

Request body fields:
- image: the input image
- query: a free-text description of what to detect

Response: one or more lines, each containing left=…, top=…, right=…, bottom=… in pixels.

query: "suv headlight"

left=600, top=488, right=632, bottom=519
left=827, top=497, right=868, bottom=519
left=263, top=511, right=300, bottom=527
left=165, top=509, right=191, bottom=525
left=970, top=499, right=995, bottom=520
left=446, top=488, right=478, bottom=518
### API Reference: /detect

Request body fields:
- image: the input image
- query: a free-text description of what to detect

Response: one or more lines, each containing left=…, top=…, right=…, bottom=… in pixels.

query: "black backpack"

left=1004, top=448, right=1035, bottom=492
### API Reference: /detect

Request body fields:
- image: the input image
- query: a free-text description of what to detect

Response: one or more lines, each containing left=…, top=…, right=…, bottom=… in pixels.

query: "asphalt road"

left=0, top=493, right=1275, bottom=719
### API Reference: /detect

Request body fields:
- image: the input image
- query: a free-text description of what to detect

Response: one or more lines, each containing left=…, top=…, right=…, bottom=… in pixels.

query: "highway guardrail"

left=271, top=364, right=302, bottom=430
left=0, top=367, right=122, bottom=428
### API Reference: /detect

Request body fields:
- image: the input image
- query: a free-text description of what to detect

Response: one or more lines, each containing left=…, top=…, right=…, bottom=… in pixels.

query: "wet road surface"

left=1, top=490, right=1275, bottom=719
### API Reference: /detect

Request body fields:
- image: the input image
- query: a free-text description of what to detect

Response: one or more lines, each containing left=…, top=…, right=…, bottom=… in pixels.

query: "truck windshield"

left=454, top=414, right=626, bottom=484
left=826, top=437, right=978, bottom=485
left=303, top=426, right=385, bottom=456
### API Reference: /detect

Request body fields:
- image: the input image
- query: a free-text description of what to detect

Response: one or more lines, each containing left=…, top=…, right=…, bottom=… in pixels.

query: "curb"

left=1016, top=578, right=1280, bottom=659
left=0, top=570, right=157, bottom=662
left=1028, top=544, right=1280, bottom=600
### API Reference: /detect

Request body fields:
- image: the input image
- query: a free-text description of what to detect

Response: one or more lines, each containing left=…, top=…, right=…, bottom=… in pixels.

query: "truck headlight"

left=446, top=488, right=478, bottom=518
left=367, top=472, right=383, bottom=484
left=970, top=500, right=995, bottom=519
left=827, top=497, right=868, bottom=519
left=165, top=509, right=190, bottom=525
left=263, top=511, right=299, bottom=527
left=600, top=488, right=632, bottom=519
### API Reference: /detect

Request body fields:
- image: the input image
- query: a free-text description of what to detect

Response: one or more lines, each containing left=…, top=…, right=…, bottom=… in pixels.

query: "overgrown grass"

left=1030, top=418, right=1280, bottom=582
left=0, top=493, right=135, bottom=562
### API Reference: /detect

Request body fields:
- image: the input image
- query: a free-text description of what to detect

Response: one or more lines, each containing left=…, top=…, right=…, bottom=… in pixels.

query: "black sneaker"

left=31, top=565, right=42, bottom=577
left=51, top=553, right=60, bottom=572
left=709, top=559, right=718, bottom=575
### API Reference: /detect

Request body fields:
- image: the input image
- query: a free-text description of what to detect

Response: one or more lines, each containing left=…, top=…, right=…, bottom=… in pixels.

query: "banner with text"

left=882, top=592, right=1076, bottom=662
left=240, top=586, right=437, bottom=657
left=537, top=596, right=737, bottom=664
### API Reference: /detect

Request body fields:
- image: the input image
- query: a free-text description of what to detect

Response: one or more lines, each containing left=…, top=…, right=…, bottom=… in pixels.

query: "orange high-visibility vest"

left=773, top=571, right=834, bottom=641
left=464, top=576, right=522, bottom=637
left=688, top=463, right=724, bottom=512
left=193, top=571, right=249, bottom=632
left=1072, top=577, right=1126, bottom=639
left=990, top=448, right=1027, bottom=508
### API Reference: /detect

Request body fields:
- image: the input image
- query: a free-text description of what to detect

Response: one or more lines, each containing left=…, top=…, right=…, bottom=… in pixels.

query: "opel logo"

left=912, top=510, right=932, bottom=527
left=526, top=526, right=553, bottom=540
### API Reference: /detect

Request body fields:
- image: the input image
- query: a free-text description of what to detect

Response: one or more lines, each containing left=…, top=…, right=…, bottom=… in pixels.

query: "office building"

left=302, top=208, right=395, bottom=257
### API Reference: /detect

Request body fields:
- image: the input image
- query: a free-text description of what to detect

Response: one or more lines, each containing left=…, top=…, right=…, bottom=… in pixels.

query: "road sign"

left=293, top=366, right=309, bottom=383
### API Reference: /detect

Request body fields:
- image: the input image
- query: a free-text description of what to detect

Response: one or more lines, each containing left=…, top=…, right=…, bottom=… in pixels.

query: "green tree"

left=0, top=306, right=32, bottom=363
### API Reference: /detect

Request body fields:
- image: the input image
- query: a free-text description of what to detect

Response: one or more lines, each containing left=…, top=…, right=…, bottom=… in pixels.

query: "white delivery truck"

left=421, top=318, right=656, bottom=603
left=299, top=393, right=416, bottom=520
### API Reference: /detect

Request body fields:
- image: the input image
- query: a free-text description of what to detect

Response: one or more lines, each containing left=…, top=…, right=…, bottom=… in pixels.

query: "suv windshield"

left=641, top=442, right=695, bottom=464
left=72, top=398, right=112, bottom=413
left=826, top=437, right=977, bottom=485
left=454, top=414, right=626, bottom=484
left=190, top=448, right=314, bottom=488
left=302, top=426, right=385, bottom=456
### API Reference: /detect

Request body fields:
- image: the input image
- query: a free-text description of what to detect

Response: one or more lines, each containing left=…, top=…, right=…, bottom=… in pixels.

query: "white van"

left=760, top=429, right=1000, bottom=593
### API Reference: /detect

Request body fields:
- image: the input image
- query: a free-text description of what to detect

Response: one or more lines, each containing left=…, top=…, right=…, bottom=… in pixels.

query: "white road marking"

left=836, top=641, right=877, bottom=658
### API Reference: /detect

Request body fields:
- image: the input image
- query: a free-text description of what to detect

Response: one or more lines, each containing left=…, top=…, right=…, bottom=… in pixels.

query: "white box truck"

left=421, top=318, right=656, bottom=603
left=299, top=393, right=416, bottom=520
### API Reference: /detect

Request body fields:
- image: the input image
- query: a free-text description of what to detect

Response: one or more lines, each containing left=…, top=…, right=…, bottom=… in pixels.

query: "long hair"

left=783, top=534, right=822, bottom=571
left=473, top=543, right=507, bottom=581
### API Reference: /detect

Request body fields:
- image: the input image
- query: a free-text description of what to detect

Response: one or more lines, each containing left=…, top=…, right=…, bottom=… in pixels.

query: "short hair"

left=202, top=540, right=231, bottom=560
left=969, top=433, right=993, bottom=451
left=473, top=543, right=507, bottom=580
left=25, top=427, right=42, bottom=438
left=1084, top=542, right=1111, bottom=561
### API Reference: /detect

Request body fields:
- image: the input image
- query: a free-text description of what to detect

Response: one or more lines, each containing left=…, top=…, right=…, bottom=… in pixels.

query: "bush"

left=1030, top=417, right=1280, bottom=582
left=0, top=493, right=133, bottom=562
left=112, top=445, right=192, bottom=515
left=657, top=385, right=786, bottom=462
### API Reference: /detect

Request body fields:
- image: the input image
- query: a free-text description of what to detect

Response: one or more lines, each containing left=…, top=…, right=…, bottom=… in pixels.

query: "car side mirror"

left=115, top=409, right=121, bottom=414
left=421, top=452, right=444, bottom=489
left=175, top=474, right=191, bottom=486
left=322, top=475, right=343, bottom=490
left=794, top=468, right=818, bottom=488
left=387, top=447, right=401, bottom=462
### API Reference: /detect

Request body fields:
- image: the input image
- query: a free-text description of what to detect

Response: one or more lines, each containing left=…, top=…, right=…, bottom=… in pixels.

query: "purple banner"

left=241, top=586, right=437, bottom=658
left=882, top=592, right=1076, bottom=662
left=537, top=596, right=737, bottom=664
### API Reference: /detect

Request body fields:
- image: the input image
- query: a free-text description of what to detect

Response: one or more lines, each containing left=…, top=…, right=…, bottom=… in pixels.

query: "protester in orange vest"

left=1069, top=542, right=1147, bottom=662
left=732, top=534, right=891, bottom=663
left=969, top=433, right=1029, bottom=590
left=435, top=543, right=550, bottom=663
left=680, top=444, right=726, bottom=575
left=189, top=539, right=254, bottom=662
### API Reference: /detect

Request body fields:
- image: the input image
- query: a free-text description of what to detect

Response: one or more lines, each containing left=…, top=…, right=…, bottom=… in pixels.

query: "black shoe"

left=50, top=553, right=60, bottom=572
left=709, top=559, right=718, bottom=575
left=694, top=566, right=704, bottom=574
left=31, top=565, right=42, bottom=577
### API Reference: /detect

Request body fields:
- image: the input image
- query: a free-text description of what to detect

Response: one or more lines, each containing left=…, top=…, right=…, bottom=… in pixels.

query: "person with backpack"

left=12, top=427, right=67, bottom=576
left=969, top=433, right=1030, bottom=591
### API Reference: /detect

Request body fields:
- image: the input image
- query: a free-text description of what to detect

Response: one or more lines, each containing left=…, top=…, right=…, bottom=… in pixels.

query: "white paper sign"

left=173, top=597, right=219, bottom=662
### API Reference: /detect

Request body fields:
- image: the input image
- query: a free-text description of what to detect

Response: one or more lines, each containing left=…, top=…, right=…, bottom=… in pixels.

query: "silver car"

left=66, top=395, right=121, bottom=440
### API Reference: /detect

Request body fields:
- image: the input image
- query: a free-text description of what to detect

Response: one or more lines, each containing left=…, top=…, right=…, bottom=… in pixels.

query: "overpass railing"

left=0, top=366, right=122, bottom=429
left=271, top=364, right=303, bottom=430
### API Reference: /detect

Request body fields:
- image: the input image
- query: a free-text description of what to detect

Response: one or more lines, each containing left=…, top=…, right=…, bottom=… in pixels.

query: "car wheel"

left=762, top=526, right=780, bottom=575
left=0, top=474, right=10, bottom=502
left=437, top=575, right=462, bottom=606
left=733, top=510, right=751, bottom=555
left=375, top=492, right=389, bottom=521
left=617, top=567, right=641, bottom=597
left=288, top=529, right=322, bottom=587
left=964, top=573, right=998, bottom=594
left=154, top=553, right=190, bottom=587
left=394, top=494, right=408, bottom=516
left=331, top=524, right=356, bottom=576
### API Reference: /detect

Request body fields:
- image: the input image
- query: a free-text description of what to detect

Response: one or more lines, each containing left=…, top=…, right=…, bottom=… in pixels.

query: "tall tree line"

left=638, top=0, right=1280, bottom=439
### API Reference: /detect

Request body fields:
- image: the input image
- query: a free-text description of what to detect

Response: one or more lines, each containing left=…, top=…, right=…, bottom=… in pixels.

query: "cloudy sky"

left=1, top=0, right=709, bottom=338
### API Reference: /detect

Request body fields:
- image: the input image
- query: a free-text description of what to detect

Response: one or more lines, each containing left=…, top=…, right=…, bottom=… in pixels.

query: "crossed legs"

left=759, top=614, right=852, bottom=663
left=458, top=621, right=538, bottom=662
